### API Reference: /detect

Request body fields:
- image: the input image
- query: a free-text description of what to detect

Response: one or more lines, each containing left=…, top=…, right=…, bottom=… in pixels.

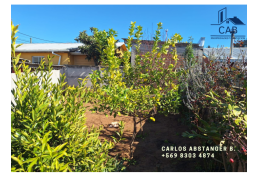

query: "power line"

left=17, top=32, right=62, bottom=43
left=16, top=40, right=29, bottom=43
left=16, top=38, right=30, bottom=43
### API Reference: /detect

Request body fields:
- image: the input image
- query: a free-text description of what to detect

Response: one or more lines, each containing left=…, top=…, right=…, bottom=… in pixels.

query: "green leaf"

left=210, top=91, right=214, bottom=98
left=11, top=167, right=16, bottom=172
left=235, top=119, right=242, bottom=125
left=55, top=158, right=59, bottom=170
left=228, top=104, right=232, bottom=111
left=38, top=102, right=49, bottom=111
left=42, top=131, right=51, bottom=152
left=53, top=142, right=67, bottom=152
left=43, top=122, right=49, bottom=132
left=27, top=158, right=38, bottom=172
left=210, top=103, right=218, bottom=107
left=200, top=119, right=210, bottom=128
left=233, top=106, right=241, bottom=116
left=59, top=163, right=69, bottom=172
left=47, top=144, right=52, bottom=157
left=16, top=110, right=22, bottom=115
left=210, top=130, right=218, bottom=133
left=85, top=158, right=95, bottom=163
left=116, top=132, right=121, bottom=136
left=11, top=156, right=23, bottom=166
left=54, top=151, right=66, bottom=160
left=197, top=126, right=207, bottom=133
left=56, top=110, right=65, bottom=117
left=32, top=109, right=35, bottom=120
left=111, top=136, right=117, bottom=143
left=221, top=103, right=228, bottom=107
left=24, top=157, right=37, bottom=164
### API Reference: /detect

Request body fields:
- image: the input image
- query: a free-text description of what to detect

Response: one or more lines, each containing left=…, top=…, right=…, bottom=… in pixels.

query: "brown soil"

left=84, top=103, right=215, bottom=172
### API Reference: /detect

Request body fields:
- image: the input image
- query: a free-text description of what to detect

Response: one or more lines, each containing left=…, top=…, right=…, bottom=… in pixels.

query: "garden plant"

left=88, top=21, right=183, bottom=158
left=11, top=21, right=124, bottom=172
left=11, top=18, right=247, bottom=172
left=179, top=45, right=247, bottom=172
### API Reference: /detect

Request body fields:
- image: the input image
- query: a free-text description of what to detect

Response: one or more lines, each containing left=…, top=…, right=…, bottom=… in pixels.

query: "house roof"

left=15, top=42, right=128, bottom=52
left=15, top=43, right=85, bottom=52
left=115, top=42, right=125, bottom=48
left=115, top=42, right=128, bottom=51
left=203, top=48, right=247, bottom=60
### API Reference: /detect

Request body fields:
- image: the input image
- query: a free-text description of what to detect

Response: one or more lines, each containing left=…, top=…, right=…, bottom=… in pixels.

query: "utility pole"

left=165, top=29, right=168, bottom=42
left=230, top=29, right=236, bottom=59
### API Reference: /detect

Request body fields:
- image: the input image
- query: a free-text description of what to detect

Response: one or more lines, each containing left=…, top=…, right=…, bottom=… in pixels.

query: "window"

left=32, top=56, right=44, bottom=64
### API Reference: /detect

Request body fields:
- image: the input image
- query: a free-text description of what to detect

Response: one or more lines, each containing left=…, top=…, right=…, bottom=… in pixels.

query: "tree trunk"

left=130, top=116, right=137, bottom=159
left=140, top=116, right=143, bottom=136
left=94, top=58, right=98, bottom=66
left=221, top=151, right=228, bottom=172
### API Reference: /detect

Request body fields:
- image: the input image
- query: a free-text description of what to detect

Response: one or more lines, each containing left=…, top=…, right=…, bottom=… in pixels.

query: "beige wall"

left=19, top=52, right=70, bottom=65
left=19, top=52, right=96, bottom=66
left=73, top=55, right=95, bottom=66
left=11, top=70, right=60, bottom=105
left=68, top=54, right=74, bottom=65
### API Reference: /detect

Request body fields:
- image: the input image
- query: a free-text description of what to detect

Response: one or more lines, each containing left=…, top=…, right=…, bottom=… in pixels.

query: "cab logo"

left=211, top=7, right=246, bottom=39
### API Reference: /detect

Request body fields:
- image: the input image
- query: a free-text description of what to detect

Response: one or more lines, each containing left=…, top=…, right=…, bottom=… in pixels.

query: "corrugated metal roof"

left=15, top=42, right=127, bottom=52
left=203, top=48, right=247, bottom=60
left=15, top=43, right=85, bottom=52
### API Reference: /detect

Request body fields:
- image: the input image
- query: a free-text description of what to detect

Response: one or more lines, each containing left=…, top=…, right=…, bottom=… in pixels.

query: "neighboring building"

left=202, top=47, right=247, bottom=62
left=122, top=38, right=205, bottom=69
left=115, top=42, right=128, bottom=58
left=11, top=57, right=65, bottom=73
left=15, top=43, right=89, bottom=66
left=201, top=47, right=247, bottom=75
left=15, top=42, right=127, bottom=66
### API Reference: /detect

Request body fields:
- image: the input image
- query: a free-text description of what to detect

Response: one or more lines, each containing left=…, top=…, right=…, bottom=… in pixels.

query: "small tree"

left=183, top=41, right=197, bottom=67
left=74, top=27, right=118, bottom=66
left=188, top=36, right=194, bottom=43
left=88, top=22, right=182, bottom=158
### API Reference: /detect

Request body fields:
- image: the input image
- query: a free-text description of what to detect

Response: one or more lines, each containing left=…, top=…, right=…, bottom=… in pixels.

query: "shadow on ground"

left=84, top=103, right=219, bottom=172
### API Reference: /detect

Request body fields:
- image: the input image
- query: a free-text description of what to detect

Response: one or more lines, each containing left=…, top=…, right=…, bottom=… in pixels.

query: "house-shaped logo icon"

left=211, top=7, right=245, bottom=25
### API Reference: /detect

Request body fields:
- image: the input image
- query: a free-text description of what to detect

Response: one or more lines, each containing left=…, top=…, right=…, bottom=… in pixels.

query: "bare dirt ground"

left=84, top=103, right=213, bottom=172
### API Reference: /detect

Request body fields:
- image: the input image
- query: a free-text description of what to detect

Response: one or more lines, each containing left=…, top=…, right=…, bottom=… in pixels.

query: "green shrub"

left=179, top=44, right=247, bottom=171
left=11, top=21, right=124, bottom=172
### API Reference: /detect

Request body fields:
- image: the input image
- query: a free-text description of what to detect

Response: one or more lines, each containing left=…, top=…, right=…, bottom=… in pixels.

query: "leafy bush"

left=123, top=22, right=183, bottom=116
left=11, top=21, right=123, bottom=172
left=88, top=21, right=183, bottom=158
left=179, top=46, right=247, bottom=172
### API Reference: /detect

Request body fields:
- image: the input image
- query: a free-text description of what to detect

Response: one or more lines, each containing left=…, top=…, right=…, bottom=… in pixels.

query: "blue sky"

left=11, top=5, right=247, bottom=48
